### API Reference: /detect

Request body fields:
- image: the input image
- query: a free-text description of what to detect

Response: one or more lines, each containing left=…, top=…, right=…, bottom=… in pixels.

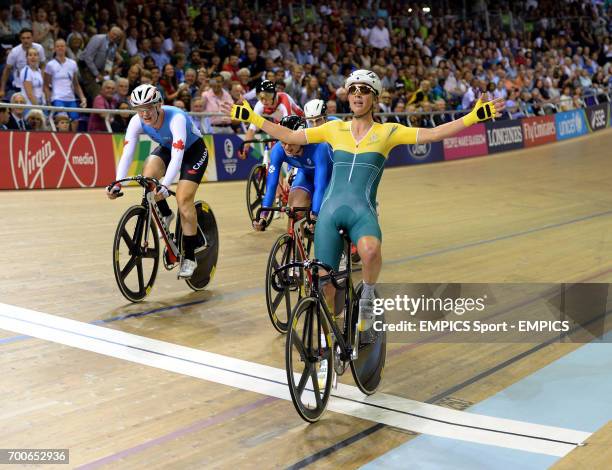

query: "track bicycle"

left=258, top=206, right=314, bottom=334
left=275, top=231, right=386, bottom=422
left=108, top=175, right=219, bottom=303
left=242, top=138, right=292, bottom=226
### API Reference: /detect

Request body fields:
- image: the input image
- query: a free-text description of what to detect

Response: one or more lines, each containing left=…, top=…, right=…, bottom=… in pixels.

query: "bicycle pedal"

left=163, top=248, right=179, bottom=270
left=194, top=244, right=209, bottom=256
left=359, top=328, right=378, bottom=345
left=317, top=359, right=328, bottom=390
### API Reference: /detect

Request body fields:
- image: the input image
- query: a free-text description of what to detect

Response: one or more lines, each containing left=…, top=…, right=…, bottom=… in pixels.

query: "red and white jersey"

left=249, top=92, right=303, bottom=131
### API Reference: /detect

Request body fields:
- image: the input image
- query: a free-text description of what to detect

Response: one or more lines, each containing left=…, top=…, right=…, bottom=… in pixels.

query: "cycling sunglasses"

left=306, top=116, right=326, bottom=126
left=348, top=84, right=375, bottom=95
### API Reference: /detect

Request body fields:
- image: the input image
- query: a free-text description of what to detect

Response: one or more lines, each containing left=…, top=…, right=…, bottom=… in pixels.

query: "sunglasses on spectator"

left=348, top=84, right=374, bottom=95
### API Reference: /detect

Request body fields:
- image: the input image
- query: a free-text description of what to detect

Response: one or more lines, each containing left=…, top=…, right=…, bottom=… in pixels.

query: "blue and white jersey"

left=116, top=106, right=203, bottom=187
left=262, top=141, right=333, bottom=215
left=139, top=106, right=202, bottom=150
left=19, top=65, right=45, bottom=105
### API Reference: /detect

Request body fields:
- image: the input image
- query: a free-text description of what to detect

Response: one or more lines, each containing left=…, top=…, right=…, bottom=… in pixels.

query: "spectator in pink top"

left=201, top=72, right=234, bottom=133
left=88, top=79, right=116, bottom=132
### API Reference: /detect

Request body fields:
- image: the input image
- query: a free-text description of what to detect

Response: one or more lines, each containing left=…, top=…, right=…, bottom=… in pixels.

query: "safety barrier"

left=1, top=103, right=610, bottom=190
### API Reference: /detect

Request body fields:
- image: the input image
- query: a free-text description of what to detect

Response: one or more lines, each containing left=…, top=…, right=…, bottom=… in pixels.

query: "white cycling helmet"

left=304, top=99, right=327, bottom=118
left=345, top=69, right=382, bottom=96
left=130, top=84, right=162, bottom=108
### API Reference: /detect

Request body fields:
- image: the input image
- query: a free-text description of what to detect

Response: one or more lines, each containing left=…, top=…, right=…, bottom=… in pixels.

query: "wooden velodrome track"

left=2, top=127, right=612, bottom=469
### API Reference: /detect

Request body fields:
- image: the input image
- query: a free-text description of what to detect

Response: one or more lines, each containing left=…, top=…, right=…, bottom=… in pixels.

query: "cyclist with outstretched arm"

left=227, top=69, right=503, bottom=341
left=107, top=84, right=209, bottom=279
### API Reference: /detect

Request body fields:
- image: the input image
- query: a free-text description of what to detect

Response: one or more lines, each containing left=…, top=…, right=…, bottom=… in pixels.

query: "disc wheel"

left=349, top=283, right=386, bottom=394
left=175, top=201, right=219, bottom=291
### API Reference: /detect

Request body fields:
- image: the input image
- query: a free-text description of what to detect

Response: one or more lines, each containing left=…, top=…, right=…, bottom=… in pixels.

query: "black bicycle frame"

left=276, top=244, right=357, bottom=362
left=110, top=176, right=181, bottom=263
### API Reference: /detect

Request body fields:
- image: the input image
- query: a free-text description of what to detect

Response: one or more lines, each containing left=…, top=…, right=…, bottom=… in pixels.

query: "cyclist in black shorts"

left=107, top=84, right=209, bottom=278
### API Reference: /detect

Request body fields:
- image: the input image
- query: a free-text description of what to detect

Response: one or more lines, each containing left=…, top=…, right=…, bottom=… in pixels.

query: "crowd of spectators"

left=0, top=0, right=611, bottom=132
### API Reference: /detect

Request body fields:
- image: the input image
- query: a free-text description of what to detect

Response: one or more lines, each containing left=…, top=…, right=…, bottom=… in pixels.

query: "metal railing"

left=1, top=89, right=609, bottom=133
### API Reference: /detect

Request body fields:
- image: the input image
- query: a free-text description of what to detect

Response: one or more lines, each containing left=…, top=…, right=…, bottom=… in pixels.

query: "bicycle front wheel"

left=245, top=164, right=265, bottom=221
left=286, top=296, right=333, bottom=422
left=265, top=233, right=304, bottom=333
left=113, top=205, right=160, bottom=302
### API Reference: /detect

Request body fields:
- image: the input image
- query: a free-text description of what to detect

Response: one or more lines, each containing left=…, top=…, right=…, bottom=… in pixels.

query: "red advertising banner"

left=522, top=115, right=557, bottom=148
left=443, top=123, right=488, bottom=160
left=0, top=131, right=116, bottom=189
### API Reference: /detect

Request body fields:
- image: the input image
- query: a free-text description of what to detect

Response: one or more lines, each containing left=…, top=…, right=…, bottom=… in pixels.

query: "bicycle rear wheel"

left=349, top=283, right=386, bottom=395
left=246, top=164, right=273, bottom=225
left=286, top=296, right=333, bottom=422
left=265, top=234, right=305, bottom=333
left=176, top=201, right=219, bottom=291
left=113, top=205, right=160, bottom=302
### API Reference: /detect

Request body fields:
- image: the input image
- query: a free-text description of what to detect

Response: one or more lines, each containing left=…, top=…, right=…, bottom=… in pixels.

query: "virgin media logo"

left=9, top=132, right=98, bottom=189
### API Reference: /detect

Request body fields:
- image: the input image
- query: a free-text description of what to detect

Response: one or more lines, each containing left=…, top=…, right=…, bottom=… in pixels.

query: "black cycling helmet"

left=280, top=115, right=306, bottom=130
left=256, top=79, right=276, bottom=96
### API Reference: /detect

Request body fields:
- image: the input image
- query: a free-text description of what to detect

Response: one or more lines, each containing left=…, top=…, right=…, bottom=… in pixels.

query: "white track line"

left=0, top=303, right=590, bottom=456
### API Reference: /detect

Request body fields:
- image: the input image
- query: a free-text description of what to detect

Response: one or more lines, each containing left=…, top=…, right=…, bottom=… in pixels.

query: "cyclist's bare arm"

left=115, top=115, right=143, bottom=181
left=418, top=96, right=505, bottom=143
